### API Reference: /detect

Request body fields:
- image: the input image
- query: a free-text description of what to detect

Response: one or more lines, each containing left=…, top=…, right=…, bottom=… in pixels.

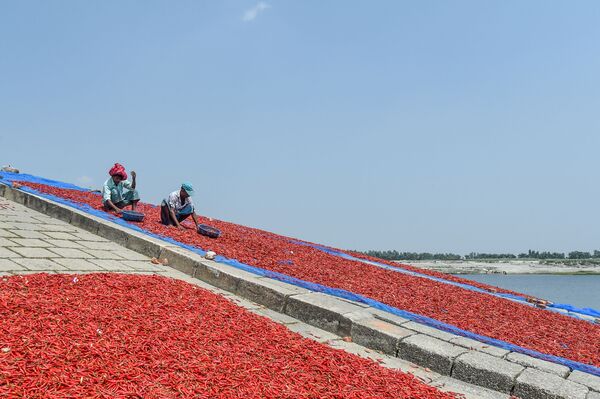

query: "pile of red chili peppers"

left=16, top=182, right=600, bottom=368
left=0, top=273, right=457, bottom=398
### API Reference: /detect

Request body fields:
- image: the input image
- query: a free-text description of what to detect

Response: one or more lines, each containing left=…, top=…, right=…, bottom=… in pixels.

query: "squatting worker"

left=102, top=163, right=140, bottom=213
left=160, top=182, right=199, bottom=230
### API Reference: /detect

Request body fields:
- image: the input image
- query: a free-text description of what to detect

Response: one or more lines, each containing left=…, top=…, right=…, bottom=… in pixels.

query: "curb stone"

left=506, top=352, right=570, bottom=377
left=568, top=371, right=600, bottom=393
left=349, top=315, right=415, bottom=355
left=513, top=368, right=589, bottom=399
left=397, top=334, right=467, bottom=375
left=452, top=351, right=524, bottom=393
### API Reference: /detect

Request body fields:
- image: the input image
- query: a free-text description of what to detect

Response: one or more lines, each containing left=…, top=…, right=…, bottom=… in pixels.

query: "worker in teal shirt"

left=160, top=182, right=199, bottom=230
left=102, top=163, right=140, bottom=213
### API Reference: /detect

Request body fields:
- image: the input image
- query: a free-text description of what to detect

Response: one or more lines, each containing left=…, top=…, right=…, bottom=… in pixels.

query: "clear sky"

left=1, top=1, right=599, bottom=254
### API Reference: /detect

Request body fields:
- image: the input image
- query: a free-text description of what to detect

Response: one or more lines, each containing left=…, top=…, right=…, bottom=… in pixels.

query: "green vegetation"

left=360, top=249, right=600, bottom=262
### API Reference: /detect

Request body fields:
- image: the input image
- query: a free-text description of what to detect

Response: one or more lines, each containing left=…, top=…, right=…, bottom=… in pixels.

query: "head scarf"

left=108, top=163, right=127, bottom=180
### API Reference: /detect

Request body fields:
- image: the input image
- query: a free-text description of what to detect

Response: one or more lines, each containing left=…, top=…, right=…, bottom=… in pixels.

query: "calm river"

left=459, top=274, right=600, bottom=310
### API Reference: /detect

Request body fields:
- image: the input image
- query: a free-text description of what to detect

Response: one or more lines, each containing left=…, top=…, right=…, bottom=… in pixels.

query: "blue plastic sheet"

left=1, top=171, right=599, bottom=377
left=0, top=171, right=89, bottom=191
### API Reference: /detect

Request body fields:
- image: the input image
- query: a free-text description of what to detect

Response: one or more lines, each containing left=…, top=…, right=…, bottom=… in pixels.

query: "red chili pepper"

left=0, top=273, right=458, bottom=398
left=15, top=181, right=600, bottom=368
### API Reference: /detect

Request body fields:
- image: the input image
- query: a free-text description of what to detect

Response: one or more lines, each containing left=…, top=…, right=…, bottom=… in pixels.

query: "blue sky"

left=1, top=1, right=599, bottom=253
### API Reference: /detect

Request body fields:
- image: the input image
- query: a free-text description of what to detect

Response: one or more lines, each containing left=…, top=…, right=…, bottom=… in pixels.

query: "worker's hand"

left=115, top=209, right=123, bottom=215
left=131, top=171, right=136, bottom=179
left=177, top=224, right=185, bottom=230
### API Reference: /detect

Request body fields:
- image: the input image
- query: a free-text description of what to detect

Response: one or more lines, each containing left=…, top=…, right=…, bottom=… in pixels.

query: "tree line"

left=360, top=249, right=600, bottom=261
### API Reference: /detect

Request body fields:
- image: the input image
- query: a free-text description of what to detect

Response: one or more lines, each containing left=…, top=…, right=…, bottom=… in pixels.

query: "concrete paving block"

left=515, top=368, right=589, bottom=399
left=31, top=215, right=65, bottom=225
left=78, top=240, right=123, bottom=251
left=569, top=371, right=600, bottom=393
left=587, top=391, right=600, bottom=399
left=285, top=292, right=365, bottom=337
left=236, top=276, right=306, bottom=312
left=369, top=308, right=412, bottom=326
left=8, top=222, right=47, bottom=231
left=119, top=260, right=163, bottom=272
left=42, top=231, right=79, bottom=240
left=48, top=248, right=95, bottom=258
left=452, top=351, right=523, bottom=393
left=378, top=356, right=443, bottom=384
left=0, top=247, right=21, bottom=258
left=433, top=376, right=511, bottom=399
left=226, top=295, right=264, bottom=310
left=506, top=352, right=570, bottom=377
left=286, top=323, right=341, bottom=343
left=327, top=339, right=386, bottom=361
left=112, top=249, right=149, bottom=261
left=397, top=334, right=468, bottom=375
left=250, top=308, right=300, bottom=325
left=450, top=337, right=510, bottom=358
left=87, top=259, right=135, bottom=271
left=0, top=259, right=25, bottom=272
left=10, top=238, right=53, bottom=247
left=10, top=229, right=47, bottom=239
left=71, top=231, right=107, bottom=242
left=403, top=321, right=461, bottom=342
left=81, top=249, right=123, bottom=259
left=350, top=316, right=415, bottom=355
left=43, top=239, right=83, bottom=249
left=0, top=228, right=17, bottom=238
left=9, top=247, right=58, bottom=258
left=0, top=237, right=17, bottom=247
left=0, top=215, right=39, bottom=223
left=40, top=223, right=78, bottom=233
left=12, top=258, right=67, bottom=271
left=53, top=258, right=105, bottom=271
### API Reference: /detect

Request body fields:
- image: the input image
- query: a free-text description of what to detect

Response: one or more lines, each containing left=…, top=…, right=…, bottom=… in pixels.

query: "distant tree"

left=568, top=251, right=592, bottom=259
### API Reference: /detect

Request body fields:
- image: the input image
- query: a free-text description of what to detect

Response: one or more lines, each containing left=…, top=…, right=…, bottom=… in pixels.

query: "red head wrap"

left=108, top=163, right=127, bottom=180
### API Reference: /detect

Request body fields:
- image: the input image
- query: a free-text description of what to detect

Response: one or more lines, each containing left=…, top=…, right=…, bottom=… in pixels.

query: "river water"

left=459, top=274, right=600, bottom=310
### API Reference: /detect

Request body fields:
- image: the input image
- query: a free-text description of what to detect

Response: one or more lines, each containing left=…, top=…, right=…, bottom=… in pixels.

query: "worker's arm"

left=130, top=171, right=136, bottom=189
left=191, top=213, right=199, bottom=229
left=169, top=208, right=184, bottom=229
left=106, top=199, right=122, bottom=214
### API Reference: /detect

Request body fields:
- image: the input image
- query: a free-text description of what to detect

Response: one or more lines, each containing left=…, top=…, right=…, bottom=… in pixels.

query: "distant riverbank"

left=399, top=259, right=600, bottom=275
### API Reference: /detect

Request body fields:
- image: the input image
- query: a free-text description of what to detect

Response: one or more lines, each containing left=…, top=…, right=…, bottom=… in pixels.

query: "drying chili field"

left=0, top=273, right=456, bottom=398
left=15, top=182, right=600, bottom=369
